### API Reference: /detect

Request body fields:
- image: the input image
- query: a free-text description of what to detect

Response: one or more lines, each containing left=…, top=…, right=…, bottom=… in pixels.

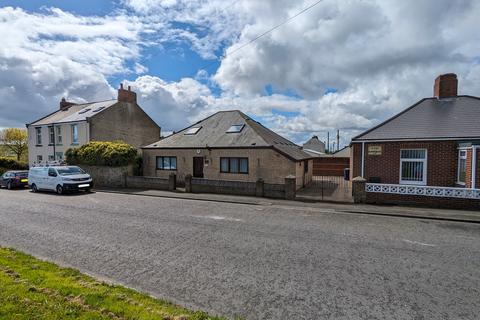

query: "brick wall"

left=351, top=141, right=458, bottom=186
left=366, top=192, right=480, bottom=210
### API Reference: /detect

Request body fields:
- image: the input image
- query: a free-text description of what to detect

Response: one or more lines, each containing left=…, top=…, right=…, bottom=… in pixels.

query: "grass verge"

left=0, top=247, right=225, bottom=320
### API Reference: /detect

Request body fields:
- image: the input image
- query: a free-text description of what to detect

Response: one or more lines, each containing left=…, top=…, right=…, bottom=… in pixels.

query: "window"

left=56, top=152, right=64, bottom=160
left=71, top=124, right=78, bottom=144
left=156, top=156, right=177, bottom=170
left=304, top=160, right=309, bottom=173
left=56, top=126, right=62, bottom=144
left=226, top=124, right=245, bottom=133
left=35, top=127, right=42, bottom=145
left=48, top=126, right=54, bottom=145
left=48, top=155, right=55, bottom=162
left=220, top=157, right=248, bottom=174
left=185, top=127, right=202, bottom=135
left=400, top=149, right=427, bottom=185
left=36, top=155, right=43, bottom=164
left=457, top=150, right=467, bottom=185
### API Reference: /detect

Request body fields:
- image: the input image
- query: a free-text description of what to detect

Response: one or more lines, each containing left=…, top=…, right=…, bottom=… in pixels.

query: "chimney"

left=59, top=97, right=76, bottom=110
left=117, top=83, right=137, bottom=104
left=434, top=73, right=458, bottom=99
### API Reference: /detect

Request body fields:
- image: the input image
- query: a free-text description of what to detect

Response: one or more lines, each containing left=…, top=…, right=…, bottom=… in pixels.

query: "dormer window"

left=185, top=126, right=202, bottom=135
left=226, top=124, right=244, bottom=133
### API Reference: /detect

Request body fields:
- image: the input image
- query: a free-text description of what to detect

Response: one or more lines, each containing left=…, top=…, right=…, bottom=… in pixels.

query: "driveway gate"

left=297, top=175, right=353, bottom=202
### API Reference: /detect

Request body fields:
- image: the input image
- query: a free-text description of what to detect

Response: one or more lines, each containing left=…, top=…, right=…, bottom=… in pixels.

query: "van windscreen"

left=57, top=167, right=85, bottom=176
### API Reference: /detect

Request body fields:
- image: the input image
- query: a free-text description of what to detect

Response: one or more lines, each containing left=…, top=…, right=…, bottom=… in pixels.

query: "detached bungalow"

left=142, top=110, right=313, bottom=189
left=351, top=74, right=480, bottom=208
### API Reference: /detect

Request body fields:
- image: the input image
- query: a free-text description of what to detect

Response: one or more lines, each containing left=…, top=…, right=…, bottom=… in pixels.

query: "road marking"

left=200, top=215, right=244, bottom=222
left=402, top=239, right=436, bottom=247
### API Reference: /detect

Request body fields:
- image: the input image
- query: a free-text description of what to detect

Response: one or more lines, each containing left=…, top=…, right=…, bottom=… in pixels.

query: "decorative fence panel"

left=366, top=183, right=480, bottom=200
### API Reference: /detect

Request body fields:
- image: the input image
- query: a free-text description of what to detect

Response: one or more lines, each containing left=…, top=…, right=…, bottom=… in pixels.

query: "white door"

left=47, top=168, right=59, bottom=191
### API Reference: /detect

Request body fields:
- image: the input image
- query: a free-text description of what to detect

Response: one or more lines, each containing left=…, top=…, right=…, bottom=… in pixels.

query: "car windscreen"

left=15, top=172, right=28, bottom=177
left=56, top=167, right=86, bottom=176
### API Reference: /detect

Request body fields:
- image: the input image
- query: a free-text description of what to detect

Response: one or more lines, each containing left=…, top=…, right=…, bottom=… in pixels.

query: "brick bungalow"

left=350, top=74, right=480, bottom=208
left=142, top=110, right=313, bottom=190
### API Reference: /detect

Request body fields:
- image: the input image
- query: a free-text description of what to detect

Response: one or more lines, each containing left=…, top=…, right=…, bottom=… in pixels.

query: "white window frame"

left=35, top=127, right=42, bottom=145
left=457, top=149, right=468, bottom=186
left=48, top=126, right=54, bottom=145
left=399, top=149, right=427, bottom=186
left=56, top=126, right=62, bottom=144
left=71, top=124, right=78, bottom=144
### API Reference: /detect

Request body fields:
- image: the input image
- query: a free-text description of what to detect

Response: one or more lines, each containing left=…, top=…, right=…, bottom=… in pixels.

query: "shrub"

left=65, top=141, right=137, bottom=167
left=0, top=157, right=28, bottom=175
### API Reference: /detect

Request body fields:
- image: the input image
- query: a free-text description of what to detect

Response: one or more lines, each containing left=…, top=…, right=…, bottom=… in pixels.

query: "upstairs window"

left=48, top=126, right=54, bottom=145
left=185, top=127, right=202, bottom=135
left=400, top=149, right=427, bottom=185
left=226, top=124, right=245, bottom=133
left=71, top=124, right=78, bottom=144
left=35, top=127, right=42, bottom=145
left=56, top=126, right=62, bottom=144
left=457, top=150, right=467, bottom=185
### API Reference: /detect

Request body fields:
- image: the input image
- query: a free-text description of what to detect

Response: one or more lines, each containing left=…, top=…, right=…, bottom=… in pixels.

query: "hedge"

left=65, top=141, right=137, bottom=167
left=0, top=157, right=29, bottom=175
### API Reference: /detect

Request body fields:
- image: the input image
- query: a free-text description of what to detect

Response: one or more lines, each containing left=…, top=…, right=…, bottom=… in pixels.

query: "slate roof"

left=28, top=100, right=117, bottom=126
left=144, top=110, right=312, bottom=161
left=352, top=95, right=480, bottom=141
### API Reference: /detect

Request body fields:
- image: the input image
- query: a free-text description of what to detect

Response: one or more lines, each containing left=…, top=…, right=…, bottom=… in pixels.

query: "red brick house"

left=350, top=74, right=480, bottom=208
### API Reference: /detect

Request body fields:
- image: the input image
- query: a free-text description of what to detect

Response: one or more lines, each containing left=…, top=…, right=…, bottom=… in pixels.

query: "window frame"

left=184, top=126, right=202, bottom=135
left=35, top=127, right=42, bottom=146
left=399, top=149, right=427, bottom=186
left=156, top=156, right=177, bottom=171
left=56, top=126, right=62, bottom=145
left=220, top=157, right=249, bottom=174
left=48, top=126, right=55, bottom=145
left=71, top=124, right=78, bottom=145
left=457, top=149, right=468, bottom=186
left=36, top=155, right=43, bottom=164
left=226, top=124, right=245, bottom=133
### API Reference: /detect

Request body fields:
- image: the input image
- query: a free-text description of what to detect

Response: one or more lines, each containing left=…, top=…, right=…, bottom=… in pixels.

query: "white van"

left=28, top=166, right=93, bottom=194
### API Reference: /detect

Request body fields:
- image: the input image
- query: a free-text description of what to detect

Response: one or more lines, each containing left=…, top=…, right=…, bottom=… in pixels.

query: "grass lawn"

left=0, top=247, right=226, bottom=320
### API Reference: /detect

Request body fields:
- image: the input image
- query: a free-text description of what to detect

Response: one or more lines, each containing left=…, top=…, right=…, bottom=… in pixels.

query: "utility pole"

left=327, top=132, right=330, bottom=153
left=336, top=130, right=340, bottom=152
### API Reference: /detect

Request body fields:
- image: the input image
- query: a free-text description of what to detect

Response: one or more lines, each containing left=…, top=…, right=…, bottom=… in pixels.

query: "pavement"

left=0, top=188, right=479, bottom=319
left=96, top=187, right=480, bottom=223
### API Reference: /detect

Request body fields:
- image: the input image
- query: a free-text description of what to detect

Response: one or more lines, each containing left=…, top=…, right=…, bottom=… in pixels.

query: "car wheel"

left=56, top=185, right=63, bottom=195
left=7, top=182, right=12, bottom=190
left=31, top=184, right=38, bottom=193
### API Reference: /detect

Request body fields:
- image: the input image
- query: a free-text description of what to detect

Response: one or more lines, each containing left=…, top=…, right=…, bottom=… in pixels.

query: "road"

left=0, top=189, right=479, bottom=319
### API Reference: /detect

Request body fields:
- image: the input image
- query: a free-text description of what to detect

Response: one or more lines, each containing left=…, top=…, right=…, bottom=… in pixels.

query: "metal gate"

left=297, top=175, right=353, bottom=202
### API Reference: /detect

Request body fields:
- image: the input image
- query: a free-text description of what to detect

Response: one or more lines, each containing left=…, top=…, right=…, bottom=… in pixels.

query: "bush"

left=65, top=141, right=137, bottom=167
left=0, top=157, right=28, bottom=175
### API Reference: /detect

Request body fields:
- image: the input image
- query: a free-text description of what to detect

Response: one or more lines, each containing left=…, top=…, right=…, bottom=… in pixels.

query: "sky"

left=0, top=0, right=479, bottom=149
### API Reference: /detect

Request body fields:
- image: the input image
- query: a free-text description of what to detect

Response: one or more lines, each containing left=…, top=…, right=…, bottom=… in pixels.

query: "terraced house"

left=142, top=110, right=313, bottom=190
left=26, top=85, right=161, bottom=166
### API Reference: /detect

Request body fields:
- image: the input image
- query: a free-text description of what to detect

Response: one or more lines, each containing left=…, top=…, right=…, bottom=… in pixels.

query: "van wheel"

left=7, top=182, right=12, bottom=190
left=56, top=185, right=63, bottom=195
left=31, top=184, right=38, bottom=193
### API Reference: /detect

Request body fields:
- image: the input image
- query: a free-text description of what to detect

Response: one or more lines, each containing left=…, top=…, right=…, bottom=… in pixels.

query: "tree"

left=0, top=128, right=28, bottom=161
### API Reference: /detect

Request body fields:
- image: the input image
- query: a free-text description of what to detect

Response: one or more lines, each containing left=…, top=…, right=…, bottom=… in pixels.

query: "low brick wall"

left=126, top=176, right=170, bottom=190
left=191, top=178, right=256, bottom=196
left=366, top=193, right=480, bottom=210
left=80, top=165, right=130, bottom=188
left=264, top=183, right=285, bottom=199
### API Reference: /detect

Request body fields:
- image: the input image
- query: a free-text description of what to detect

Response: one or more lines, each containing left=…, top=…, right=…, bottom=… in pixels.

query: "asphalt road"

left=0, top=189, right=479, bottom=320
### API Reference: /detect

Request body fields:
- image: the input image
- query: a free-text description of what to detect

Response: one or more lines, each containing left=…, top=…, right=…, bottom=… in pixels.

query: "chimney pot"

left=120, top=83, right=123, bottom=90
left=117, top=83, right=137, bottom=104
left=59, top=97, right=75, bottom=110
left=434, top=73, right=458, bottom=99
left=128, top=85, right=131, bottom=91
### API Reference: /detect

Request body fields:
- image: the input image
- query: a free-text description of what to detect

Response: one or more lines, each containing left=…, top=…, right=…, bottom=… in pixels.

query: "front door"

left=193, top=157, right=204, bottom=178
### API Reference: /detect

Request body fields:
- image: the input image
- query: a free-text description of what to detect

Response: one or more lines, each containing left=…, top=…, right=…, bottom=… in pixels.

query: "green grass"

left=0, top=247, right=226, bottom=320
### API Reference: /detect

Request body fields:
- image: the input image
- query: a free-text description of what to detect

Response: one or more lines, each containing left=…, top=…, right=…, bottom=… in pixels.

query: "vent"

left=78, top=108, right=91, bottom=114
left=92, top=106, right=105, bottom=112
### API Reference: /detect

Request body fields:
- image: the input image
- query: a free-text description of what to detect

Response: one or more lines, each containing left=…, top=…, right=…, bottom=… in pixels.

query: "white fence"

left=366, top=183, right=480, bottom=200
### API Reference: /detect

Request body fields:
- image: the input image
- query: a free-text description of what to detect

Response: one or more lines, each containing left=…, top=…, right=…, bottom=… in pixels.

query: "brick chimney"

left=117, top=83, right=137, bottom=103
left=434, top=73, right=458, bottom=99
left=59, top=97, right=76, bottom=110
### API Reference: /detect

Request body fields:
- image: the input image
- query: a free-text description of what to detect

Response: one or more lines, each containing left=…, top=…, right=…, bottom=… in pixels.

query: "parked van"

left=28, top=166, right=93, bottom=194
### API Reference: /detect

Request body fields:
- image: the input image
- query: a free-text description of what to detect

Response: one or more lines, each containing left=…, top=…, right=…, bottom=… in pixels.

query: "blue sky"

left=1, top=0, right=479, bottom=147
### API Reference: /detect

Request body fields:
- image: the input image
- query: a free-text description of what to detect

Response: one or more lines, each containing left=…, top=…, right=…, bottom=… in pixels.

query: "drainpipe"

left=361, top=142, right=365, bottom=178
left=473, top=146, right=478, bottom=189
left=52, top=123, right=56, bottom=161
